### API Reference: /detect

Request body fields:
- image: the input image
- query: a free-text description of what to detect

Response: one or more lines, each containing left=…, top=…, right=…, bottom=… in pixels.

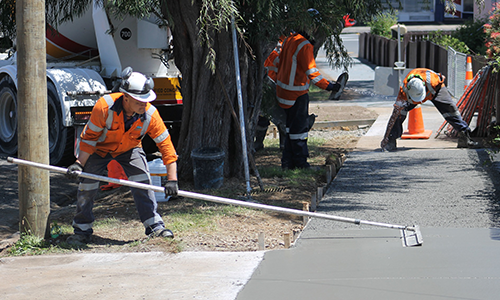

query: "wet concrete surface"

left=237, top=30, right=500, bottom=300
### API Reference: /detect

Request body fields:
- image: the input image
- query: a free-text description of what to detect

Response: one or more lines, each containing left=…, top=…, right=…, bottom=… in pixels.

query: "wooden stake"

left=326, top=165, right=333, bottom=183
left=293, top=229, right=300, bottom=242
left=283, top=233, right=291, bottom=249
left=302, top=202, right=309, bottom=226
left=310, top=194, right=317, bottom=212
left=317, top=187, right=324, bottom=203
left=258, top=232, right=265, bottom=250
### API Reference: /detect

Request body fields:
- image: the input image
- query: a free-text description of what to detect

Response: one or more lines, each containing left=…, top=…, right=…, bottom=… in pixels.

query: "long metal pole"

left=231, top=15, right=252, bottom=197
left=7, top=157, right=420, bottom=233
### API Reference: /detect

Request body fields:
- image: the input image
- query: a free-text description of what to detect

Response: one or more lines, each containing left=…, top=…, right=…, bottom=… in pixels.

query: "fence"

left=358, top=32, right=487, bottom=98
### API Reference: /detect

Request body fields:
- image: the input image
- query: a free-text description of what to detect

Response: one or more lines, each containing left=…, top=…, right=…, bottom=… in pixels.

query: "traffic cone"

left=464, top=56, right=473, bottom=90
left=100, top=160, right=128, bottom=190
left=401, top=105, right=433, bottom=139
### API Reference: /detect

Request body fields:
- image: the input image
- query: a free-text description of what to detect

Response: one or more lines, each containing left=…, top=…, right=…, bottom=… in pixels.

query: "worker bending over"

left=381, top=68, right=479, bottom=151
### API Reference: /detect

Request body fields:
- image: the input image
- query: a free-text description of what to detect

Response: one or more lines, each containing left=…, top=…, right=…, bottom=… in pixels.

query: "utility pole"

left=16, top=0, right=50, bottom=238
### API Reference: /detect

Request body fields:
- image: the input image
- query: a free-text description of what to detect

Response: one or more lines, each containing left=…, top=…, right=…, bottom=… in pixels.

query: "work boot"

left=308, top=114, right=317, bottom=131
left=253, top=128, right=268, bottom=152
left=329, top=72, right=349, bottom=100
left=383, top=139, right=397, bottom=151
left=66, top=233, right=91, bottom=246
left=150, top=228, right=174, bottom=238
left=457, top=130, right=480, bottom=148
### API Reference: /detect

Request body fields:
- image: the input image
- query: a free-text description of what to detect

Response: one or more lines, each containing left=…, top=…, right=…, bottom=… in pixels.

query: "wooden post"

left=16, top=0, right=50, bottom=238
left=273, top=126, right=277, bottom=139
left=317, top=187, right=324, bottom=203
left=258, top=232, right=265, bottom=250
left=326, top=164, right=333, bottom=183
left=292, top=229, right=300, bottom=242
left=283, top=233, right=290, bottom=249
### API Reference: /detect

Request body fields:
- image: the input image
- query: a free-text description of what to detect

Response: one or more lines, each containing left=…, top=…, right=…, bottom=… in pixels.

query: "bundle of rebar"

left=437, top=65, right=499, bottom=138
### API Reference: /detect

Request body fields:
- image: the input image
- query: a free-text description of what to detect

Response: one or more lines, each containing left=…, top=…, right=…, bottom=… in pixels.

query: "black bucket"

left=191, top=147, right=225, bottom=190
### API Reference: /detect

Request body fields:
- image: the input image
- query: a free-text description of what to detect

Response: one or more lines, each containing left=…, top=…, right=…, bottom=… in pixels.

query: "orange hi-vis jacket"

left=276, top=33, right=331, bottom=109
left=397, top=68, right=445, bottom=106
left=264, top=48, right=279, bottom=83
left=79, top=93, right=178, bottom=166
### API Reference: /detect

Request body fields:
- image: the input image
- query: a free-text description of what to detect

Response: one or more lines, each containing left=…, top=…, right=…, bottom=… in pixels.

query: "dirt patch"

left=0, top=104, right=378, bottom=255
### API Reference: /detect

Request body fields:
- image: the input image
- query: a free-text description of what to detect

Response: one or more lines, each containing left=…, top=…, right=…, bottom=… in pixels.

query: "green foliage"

left=367, top=11, right=398, bottom=38
left=428, top=30, right=470, bottom=53
left=452, top=18, right=488, bottom=55
left=9, top=234, right=50, bottom=256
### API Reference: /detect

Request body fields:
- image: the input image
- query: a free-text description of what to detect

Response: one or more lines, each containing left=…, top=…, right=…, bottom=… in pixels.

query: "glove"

left=66, top=162, right=83, bottom=180
left=325, top=81, right=336, bottom=91
left=164, top=180, right=178, bottom=196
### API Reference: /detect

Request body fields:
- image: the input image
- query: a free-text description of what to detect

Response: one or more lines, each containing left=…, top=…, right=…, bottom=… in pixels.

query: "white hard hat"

left=406, top=77, right=426, bottom=103
left=119, top=67, right=156, bottom=102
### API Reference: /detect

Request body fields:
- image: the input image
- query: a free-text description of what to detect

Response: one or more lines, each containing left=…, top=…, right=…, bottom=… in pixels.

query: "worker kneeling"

left=380, top=68, right=479, bottom=151
left=65, top=67, right=179, bottom=245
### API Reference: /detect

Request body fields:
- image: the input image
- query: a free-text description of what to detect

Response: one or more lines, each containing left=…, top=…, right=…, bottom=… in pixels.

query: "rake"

left=7, top=157, right=423, bottom=247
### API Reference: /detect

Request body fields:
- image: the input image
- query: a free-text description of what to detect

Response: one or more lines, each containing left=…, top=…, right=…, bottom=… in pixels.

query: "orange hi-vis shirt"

left=397, top=68, right=445, bottom=107
left=276, top=33, right=331, bottom=108
left=264, top=49, right=279, bottom=83
left=79, top=93, right=178, bottom=166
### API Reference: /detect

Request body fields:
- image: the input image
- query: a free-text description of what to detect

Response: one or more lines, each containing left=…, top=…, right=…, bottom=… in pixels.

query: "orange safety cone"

left=401, top=105, right=433, bottom=139
left=464, top=56, right=473, bottom=90
left=100, top=160, right=128, bottom=190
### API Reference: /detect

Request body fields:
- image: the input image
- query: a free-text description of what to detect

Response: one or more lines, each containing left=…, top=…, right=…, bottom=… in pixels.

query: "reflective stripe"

left=78, top=182, right=100, bottom=191
left=87, top=121, right=103, bottom=132
left=81, top=139, right=97, bottom=147
left=98, top=95, right=116, bottom=143
left=140, top=105, right=156, bottom=137
left=154, top=130, right=170, bottom=144
left=306, top=68, right=319, bottom=76
left=72, top=221, right=93, bottom=231
left=426, top=70, right=436, bottom=95
left=128, top=173, right=150, bottom=183
left=289, top=132, right=308, bottom=140
left=310, top=74, right=325, bottom=85
left=268, top=66, right=278, bottom=72
left=288, top=40, right=309, bottom=85
left=277, top=96, right=296, bottom=107
left=277, top=80, right=310, bottom=91
left=143, top=216, right=164, bottom=227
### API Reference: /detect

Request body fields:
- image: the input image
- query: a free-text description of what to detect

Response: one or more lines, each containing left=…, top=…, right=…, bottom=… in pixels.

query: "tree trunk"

left=166, top=1, right=265, bottom=182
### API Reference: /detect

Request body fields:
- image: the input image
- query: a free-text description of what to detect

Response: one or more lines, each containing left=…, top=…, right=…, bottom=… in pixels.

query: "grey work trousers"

left=72, top=147, right=165, bottom=236
left=389, top=86, right=469, bottom=140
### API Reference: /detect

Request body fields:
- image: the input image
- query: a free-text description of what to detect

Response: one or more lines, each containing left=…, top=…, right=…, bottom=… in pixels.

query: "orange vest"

left=399, top=68, right=445, bottom=105
left=276, top=33, right=330, bottom=108
left=79, top=93, right=177, bottom=165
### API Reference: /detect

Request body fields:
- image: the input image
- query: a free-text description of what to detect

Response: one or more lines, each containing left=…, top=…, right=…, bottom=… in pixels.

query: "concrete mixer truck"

left=0, top=3, right=182, bottom=165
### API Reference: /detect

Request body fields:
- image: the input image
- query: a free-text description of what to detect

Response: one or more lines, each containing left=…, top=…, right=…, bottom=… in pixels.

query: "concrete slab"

left=236, top=228, right=500, bottom=300
left=0, top=251, right=264, bottom=300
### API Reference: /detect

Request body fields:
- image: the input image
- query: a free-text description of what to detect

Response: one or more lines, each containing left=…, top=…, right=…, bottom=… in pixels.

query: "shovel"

left=7, top=157, right=423, bottom=247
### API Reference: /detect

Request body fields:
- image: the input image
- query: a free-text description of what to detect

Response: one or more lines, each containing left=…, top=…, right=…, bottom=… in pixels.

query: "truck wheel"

left=48, top=83, right=75, bottom=166
left=0, top=76, right=18, bottom=156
